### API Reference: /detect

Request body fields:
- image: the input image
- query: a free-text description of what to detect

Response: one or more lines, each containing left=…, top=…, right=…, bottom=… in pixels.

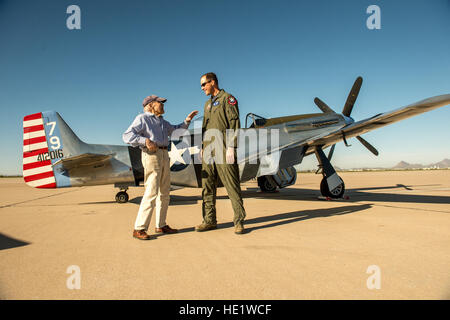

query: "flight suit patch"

left=227, top=96, right=237, bottom=105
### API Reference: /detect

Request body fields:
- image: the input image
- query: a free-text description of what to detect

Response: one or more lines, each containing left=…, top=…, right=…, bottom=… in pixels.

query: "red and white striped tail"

left=23, top=113, right=56, bottom=188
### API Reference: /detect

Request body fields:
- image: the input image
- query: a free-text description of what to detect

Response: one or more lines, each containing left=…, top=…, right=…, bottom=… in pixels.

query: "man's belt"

left=142, top=146, right=168, bottom=153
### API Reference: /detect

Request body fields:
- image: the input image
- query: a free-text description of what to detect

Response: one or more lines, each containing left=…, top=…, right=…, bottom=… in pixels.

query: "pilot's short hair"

left=202, top=72, right=219, bottom=87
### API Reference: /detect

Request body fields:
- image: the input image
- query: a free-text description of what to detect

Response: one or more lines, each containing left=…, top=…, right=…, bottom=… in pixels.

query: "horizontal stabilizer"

left=54, top=153, right=113, bottom=172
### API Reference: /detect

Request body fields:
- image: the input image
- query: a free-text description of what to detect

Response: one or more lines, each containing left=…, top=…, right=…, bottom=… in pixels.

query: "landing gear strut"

left=314, top=146, right=346, bottom=199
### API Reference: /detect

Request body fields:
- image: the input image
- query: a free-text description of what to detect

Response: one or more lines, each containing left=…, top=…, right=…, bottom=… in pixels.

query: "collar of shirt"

left=211, top=89, right=225, bottom=104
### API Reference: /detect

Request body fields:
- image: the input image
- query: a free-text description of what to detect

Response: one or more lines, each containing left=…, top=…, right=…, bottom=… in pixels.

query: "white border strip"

left=23, top=165, right=53, bottom=177
left=23, top=141, right=48, bottom=152
left=25, top=176, right=56, bottom=187
left=23, top=118, right=44, bottom=128
left=23, top=155, right=41, bottom=164
left=24, top=130, right=46, bottom=140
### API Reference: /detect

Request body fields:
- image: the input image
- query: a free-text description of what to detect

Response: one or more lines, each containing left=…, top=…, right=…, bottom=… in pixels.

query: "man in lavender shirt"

left=123, top=95, right=198, bottom=240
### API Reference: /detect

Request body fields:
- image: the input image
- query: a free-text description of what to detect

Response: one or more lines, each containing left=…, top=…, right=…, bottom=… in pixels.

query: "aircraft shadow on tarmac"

left=126, top=183, right=450, bottom=206
left=246, top=184, right=450, bottom=205
left=78, top=183, right=449, bottom=207
left=154, top=204, right=372, bottom=236
left=0, top=233, right=30, bottom=251
left=245, top=183, right=449, bottom=204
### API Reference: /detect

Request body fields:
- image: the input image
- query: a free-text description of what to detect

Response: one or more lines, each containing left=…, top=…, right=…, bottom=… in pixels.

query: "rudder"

left=23, top=112, right=57, bottom=188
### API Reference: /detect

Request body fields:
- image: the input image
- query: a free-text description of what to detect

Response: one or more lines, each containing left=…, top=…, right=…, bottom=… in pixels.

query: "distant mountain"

left=393, top=161, right=423, bottom=169
left=296, top=158, right=450, bottom=172
left=392, top=158, right=450, bottom=169
left=434, top=158, right=450, bottom=168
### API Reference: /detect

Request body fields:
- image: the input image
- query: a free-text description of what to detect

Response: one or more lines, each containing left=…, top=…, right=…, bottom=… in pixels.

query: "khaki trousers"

left=134, top=149, right=171, bottom=231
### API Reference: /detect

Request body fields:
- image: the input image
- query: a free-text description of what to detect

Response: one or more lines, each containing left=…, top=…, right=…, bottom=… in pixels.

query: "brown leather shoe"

left=155, top=225, right=178, bottom=234
left=133, top=229, right=152, bottom=240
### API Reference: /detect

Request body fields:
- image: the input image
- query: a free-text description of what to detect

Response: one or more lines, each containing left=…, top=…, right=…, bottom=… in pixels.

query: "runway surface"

left=1, top=170, right=449, bottom=299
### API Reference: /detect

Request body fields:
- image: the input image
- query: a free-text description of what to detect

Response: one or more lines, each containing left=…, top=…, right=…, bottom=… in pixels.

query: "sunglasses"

left=201, top=80, right=211, bottom=88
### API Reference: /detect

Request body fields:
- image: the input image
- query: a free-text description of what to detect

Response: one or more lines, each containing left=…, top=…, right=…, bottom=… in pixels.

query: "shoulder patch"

left=227, top=96, right=237, bottom=105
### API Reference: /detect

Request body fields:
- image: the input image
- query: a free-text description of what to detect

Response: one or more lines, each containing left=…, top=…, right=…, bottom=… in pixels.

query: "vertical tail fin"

left=23, top=111, right=83, bottom=188
left=22, top=111, right=136, bottom=189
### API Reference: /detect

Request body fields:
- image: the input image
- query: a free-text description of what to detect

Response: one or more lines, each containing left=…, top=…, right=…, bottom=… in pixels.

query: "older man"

left=123, top=95, right=198, bottom=240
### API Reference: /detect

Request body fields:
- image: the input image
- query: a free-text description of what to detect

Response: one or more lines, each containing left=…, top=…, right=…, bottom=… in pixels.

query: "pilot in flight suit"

left=196, top=73, right=246, bottom=234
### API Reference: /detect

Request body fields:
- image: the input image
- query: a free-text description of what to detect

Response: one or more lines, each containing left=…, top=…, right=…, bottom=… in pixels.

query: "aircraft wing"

left=53, top=153, right=113, bottom=171
left=241, top=94, right=450, bottom=169
left=309, top=94, right=450, bottom=148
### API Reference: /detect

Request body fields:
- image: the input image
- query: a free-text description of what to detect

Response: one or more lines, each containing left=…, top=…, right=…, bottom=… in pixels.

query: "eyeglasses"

left=201, top=80, right=211, bottom=88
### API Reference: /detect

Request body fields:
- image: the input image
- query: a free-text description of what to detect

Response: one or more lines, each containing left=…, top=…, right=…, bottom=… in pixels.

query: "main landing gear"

left=257, top=167, right=297, bottom=193
left=115, top=186, right=129, bottom=203
left=314, top=146, right=346, bottom=199
left=320, top=176, right=345, bottom=198
left=257, top=176, right=278, bottom=193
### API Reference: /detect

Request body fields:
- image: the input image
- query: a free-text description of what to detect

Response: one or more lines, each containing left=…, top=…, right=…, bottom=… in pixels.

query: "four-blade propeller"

left=313, top=76, right=379, bottom=160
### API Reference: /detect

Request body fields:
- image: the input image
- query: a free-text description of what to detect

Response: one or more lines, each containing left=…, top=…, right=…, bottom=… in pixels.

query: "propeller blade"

left=356, top=136, right=379, bottom=156
left=327, top=144, right=335, bottom=160
left=342, top=76, right=363, bottom=117
left=314, top=97, right=336, bottom=113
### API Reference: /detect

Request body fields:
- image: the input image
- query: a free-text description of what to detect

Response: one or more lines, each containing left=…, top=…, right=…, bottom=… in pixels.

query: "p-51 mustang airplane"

left=22, top=77, right=450, bottom=202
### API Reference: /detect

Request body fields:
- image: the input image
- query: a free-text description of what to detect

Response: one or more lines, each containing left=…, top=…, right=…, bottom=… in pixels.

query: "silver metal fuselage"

left=45, top=111, right=351, bottom=189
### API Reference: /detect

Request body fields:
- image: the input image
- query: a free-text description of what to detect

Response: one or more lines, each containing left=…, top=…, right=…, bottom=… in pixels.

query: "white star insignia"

left=168, top=142, right=201, bottom=167
left=169, top=142, right=187, bottom=167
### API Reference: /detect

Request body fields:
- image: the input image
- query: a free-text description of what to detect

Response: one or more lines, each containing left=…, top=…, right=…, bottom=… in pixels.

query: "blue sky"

left=1, top=0, right=449, bottom=174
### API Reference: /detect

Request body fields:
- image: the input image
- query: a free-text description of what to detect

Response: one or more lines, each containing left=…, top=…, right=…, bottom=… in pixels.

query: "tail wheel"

left=320, top=178, right=345, bottom=199
left=257, top=176, right=277, bottom=193
left=115, top=191, right=129, bottom=203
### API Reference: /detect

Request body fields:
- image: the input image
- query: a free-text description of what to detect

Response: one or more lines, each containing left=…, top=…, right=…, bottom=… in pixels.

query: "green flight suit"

left=201, top=89, right=246, bottom=226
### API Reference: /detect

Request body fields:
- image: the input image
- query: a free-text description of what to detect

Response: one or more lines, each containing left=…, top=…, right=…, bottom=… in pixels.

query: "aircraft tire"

left=115, top=191, right=129, bottom=203
left=320, top=178, right=345, bottom=199
left=257, top=176, right=277, bottom=193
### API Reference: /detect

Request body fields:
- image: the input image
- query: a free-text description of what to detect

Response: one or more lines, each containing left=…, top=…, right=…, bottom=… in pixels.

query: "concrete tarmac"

left=0, top=170, right=449, bottom=299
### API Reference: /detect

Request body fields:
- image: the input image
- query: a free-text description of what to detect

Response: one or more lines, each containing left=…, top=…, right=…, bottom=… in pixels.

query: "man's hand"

left=145, top=138, right=157, bottom=152
left=186, top=110, right=199, bottom=122
left=226, top=147, right=235, bottom=164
